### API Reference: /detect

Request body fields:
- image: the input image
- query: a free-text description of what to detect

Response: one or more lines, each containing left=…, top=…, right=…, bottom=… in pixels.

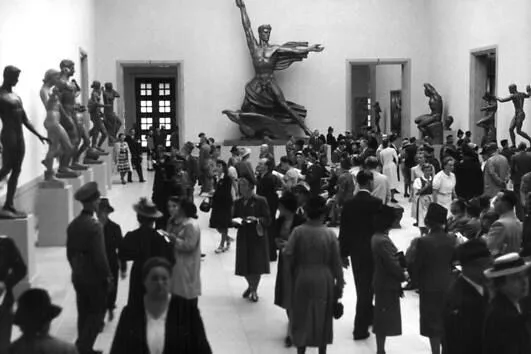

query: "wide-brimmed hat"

left=99, top=198, right=114, bottom=213
left=14, top=288, right=62, bottom=328
left=241, top=148, right=251, bottom=159
left=484, top=252, right=531, bottom=279
left=425, top=203, right=448, bottom=225
left=74, top=182, right=100, bottom=203
left=454, top=239, right=491, bottom=265
left=133, top=198, right=163, bottom=219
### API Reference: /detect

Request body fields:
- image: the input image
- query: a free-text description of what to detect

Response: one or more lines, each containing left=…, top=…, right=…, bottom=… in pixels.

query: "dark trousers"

left=107, top=268, right=119, bottom=311
left=514, top=183, right=524, bottom=221
left=267, top=224, right=277, bottom=262
left=0, top=302, right=13, bottom=354
left=127, top=159, right=144, bottom=182
left=351, top=257, right=374, bottom=336
left=74, top=281, right=107, bottom=354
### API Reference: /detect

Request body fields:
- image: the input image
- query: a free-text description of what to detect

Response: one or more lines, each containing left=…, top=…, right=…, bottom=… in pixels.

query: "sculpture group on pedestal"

left=414, top=83, right=444, bottom=144
left=223, top=0, right=323, bottom=139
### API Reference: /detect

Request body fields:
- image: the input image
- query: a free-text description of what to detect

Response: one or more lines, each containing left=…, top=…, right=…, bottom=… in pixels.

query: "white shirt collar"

left=462, top=275, right=484, bottom=296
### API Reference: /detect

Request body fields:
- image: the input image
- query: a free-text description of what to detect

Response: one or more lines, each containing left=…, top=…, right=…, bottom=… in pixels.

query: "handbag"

left=199, top=197, right=212, bottom=213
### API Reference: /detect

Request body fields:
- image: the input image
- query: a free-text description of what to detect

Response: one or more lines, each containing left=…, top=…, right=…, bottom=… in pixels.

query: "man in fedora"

left=97, top=198, right=126, bottom=322
left=10, top=288, right=77, bottom=354
left=442, top=239, right=492, bottom=354
left=483, top=252, right=531, bottom=354
left=66, top=181, right=111, bottom=354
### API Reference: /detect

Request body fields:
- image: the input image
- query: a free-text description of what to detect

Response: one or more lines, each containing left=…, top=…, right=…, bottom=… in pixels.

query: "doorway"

left=470, top=47, right=497, bottom=145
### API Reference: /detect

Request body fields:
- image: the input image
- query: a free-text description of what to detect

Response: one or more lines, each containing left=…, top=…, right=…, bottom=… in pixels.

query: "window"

left=159, top=117, right=171, bottom=130
left=159, top=100, right=171, bottom=113
left=140, top=83, right=152, bottom=96
left=166, top=134, right=171, bottom=147
left=140, top=100, right=153, bottom=113
left=159, top=83, right=170, bottom=96
left=141, top=134, right=147, bottom=147
left=367, top=98, right=372, bottom=127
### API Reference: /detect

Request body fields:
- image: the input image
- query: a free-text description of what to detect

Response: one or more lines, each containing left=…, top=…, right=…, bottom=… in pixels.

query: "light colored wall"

left=93, top=0, right=430, bottom=143
left=375, top=65, right=402, bottom=133
left=428, top=0, right=531, bottom=143
left=0, top=0, right=96, bottom=187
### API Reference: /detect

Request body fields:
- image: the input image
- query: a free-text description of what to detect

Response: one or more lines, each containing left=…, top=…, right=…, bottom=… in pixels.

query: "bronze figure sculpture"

left=40, top=69, right=77, bottom=184
left=88, top=80, right=108, bottom=152
left=373, top=102, right=382, bottom=134
left=496, top=84, right=531, bottom=147
left=102, top=82, right=121, bottom=144
left=223, top=0, right=324, bottom=139
left=477, top=92, right=497, bottom=146
left=444, top=115, right=454, bottom=130
left=0, top=66, right=48, bottom=218
left=414, top=83, right=443, bottom=143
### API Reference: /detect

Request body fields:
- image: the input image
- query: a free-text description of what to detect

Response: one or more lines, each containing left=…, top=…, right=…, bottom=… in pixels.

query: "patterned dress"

left=115, top=142, right=131, bottom=173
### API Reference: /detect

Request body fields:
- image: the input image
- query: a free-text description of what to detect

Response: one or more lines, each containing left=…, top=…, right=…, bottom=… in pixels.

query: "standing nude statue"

left=39, top=69, right=78, bottom=183
left=103, top=82, right=121, bottom=144
left=223, top=0, right=324, bottom=138
left=414, top=83, right=443, bottom=140
left=477, top=92, right=497, bottom=146
left=496, top=84, right=531, bottom=147
left=373, top=102, right=382, bottom=134
left=0, top=66, right=48, bottom=218
left=88, top=80, right=108, bottom=152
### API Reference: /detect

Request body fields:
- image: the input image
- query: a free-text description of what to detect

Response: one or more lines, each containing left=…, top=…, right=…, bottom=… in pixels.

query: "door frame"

left=116, top=60, right=184, bottom=146
left=469, top=46, right=498, bottom=144
left=346, top=58, right=411, bottom=137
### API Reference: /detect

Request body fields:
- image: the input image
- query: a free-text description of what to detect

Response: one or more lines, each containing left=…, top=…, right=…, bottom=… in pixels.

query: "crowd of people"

left=1, top=124, right=531, bottom=354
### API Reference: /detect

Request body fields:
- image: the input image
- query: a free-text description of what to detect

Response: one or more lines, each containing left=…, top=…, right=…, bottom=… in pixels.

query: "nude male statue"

left=88, top=80, right=108, bottom=151
left=373, top=102, right=382, bottom=134
left=414, top=83, right=443, bottom=138
left=496, top=84, right=531, bottom=147
left=39, top=69, right=77, bottom=182
left=0, top=66, right=48, bottom=218
left=231, top=0, right=324, bottom=136
left=103, top=82, right=121, bottom=144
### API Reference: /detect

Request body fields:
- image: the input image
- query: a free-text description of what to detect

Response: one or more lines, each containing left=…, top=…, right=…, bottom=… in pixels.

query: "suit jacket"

left=103, top=219, right=126, bottom=274
left=10, top=334, right=78, bottom=354
left=442, top=276, right=488, bottom=354
left=485, top=211, right=522, bottom=256
left=371, top=232, right=405, bottom=292
left=412, top=230, right=456, bottom=292
left=110, top=295, right=212, bottom=354
left=0, top=236, right=26, bottom=307
left=66, top=209, right=111, bottom=286
left=257, top=171, right=281, bottom=215
left=511, top=151, right=531, bottom=186
left=483, top=293, right=531, bottom=354
left=339, top=190, right=382, bottom=261
left=483, top=153, right=510, bottom=198
left=370, top=170, right=391, bottom=204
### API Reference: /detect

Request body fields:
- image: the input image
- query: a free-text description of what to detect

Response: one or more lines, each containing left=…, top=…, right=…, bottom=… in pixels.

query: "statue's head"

left=43, top=69, right=60, bottom=85
left=59, top=59, right=75, bottom=76
left=3, top=66, right=21, bottom=86
left=509, top=84, right=517, bottom=94
left=258, top=24, right=272, bottom=43
left=104, top=82, right=113, bottom=90
left=91, top=80, right=102, bottom=91
left=423, top=83, right=431, bottom=97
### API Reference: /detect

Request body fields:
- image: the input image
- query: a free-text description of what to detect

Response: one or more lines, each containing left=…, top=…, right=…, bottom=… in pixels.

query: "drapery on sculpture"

left=223, top=0, right=324, bottom=139
left=414, top=83, right=443, bottom=143
left=496, top=84, right=531, bottom=147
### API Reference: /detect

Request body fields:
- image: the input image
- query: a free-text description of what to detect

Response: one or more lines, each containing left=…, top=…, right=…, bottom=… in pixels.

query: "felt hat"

left=13, top=288, right=62, bottom=328
left=454, top=239, right=491, bottom=265
left=241, top=148, right=251, bottom=159
left=74, top=182, right=100, bottom=203
left=425, top=203, right=448, bottom=225
left=133, top=198, right=163, bottom=219
left=98, top=198, right=114, bottom=213
left=484, top=252, right=531, bottom=279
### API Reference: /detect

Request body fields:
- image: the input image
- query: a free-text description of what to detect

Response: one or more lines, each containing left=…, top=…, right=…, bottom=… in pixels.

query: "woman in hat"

left=284, top=196, right=344, bottom=354
left=114, top=133, right=133, bottom=184
left=371, top=205, right=408, bottom=354
left=483, top=253, right=531, bottom=354
left=121, top=198, right=175, bottom=306
left=110, top=257, right=212, bottom=354
left=210, top=159, right=235, bottom=253
left=235, top=148, right=256, bottom=185
left=432, top=156, right=456, bottom=212
left=412, top=203, right=457, bottom=354
left=233, top=175, right=271, bottom=302
left=10, top=288, right=77, bottom=354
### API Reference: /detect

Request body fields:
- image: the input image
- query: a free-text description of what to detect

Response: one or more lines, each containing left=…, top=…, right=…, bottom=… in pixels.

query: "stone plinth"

left=36, top=185, right=73, bottom=247
left=92, top=162, right=108, bottom=197
left=101, top=153, right=113, bottom=189
left=81, top=168, right=94, bottom=184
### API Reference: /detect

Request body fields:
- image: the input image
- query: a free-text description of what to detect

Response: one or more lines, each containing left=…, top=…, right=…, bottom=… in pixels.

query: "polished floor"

left=14, top=171, right=431, bottom=353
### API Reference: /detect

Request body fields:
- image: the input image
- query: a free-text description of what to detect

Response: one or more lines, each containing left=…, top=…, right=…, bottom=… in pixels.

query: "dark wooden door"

left=135, top=77, right=176, bottom=150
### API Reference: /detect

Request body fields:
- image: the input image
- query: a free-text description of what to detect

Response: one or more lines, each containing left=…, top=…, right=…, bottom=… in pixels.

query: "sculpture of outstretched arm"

left=235, top=0, right=258, bottom=52
left=524, top=85, right=531, bottom=98
left=277, top=44, right=325, bottom=55
left=496, top=94, right=514, bottom=103
left=480, top=103, right=497, bottom=112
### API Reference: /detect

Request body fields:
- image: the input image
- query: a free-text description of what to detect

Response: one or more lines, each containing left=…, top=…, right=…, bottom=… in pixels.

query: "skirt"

left=373, top=290, right=402, bottom=336
left=117, top=149, right=131, bottom=173
left=419, top=290, right=445, bottom=338
left=416, top=195, right=433, bottom=228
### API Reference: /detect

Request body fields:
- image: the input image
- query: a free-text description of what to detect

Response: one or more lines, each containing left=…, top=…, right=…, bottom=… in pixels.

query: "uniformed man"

left=66, top=181, right=111, bottom=354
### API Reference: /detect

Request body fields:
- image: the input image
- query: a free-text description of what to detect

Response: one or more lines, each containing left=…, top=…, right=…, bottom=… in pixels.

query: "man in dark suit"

left=510, top=142, right=531, bottom=219
left=66, top=181, right=112, bottom=354
left=442, top=239, right=492, bottom=354
left=339, top=170, right=382, bottom=340
left=0, top=235, right=27, bottom=353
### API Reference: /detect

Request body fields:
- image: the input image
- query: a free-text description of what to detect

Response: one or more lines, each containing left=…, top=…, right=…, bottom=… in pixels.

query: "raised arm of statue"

left=235, top=0, right=258, bottom=52
left=424, top=83, right=440, bottom=100
left=113, top=90, right=120, bottom=98
left=496, top=94, right=514, bottom=103
left=277, top=44, right=325, bottom=55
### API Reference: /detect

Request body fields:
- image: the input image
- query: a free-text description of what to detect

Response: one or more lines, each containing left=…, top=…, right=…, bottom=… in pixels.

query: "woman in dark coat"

left=454, top=145, right=483, bottom=201
left=210, top=160, right=234, bottom=253
left=110, top=257, right=211, bottom=354
left=120, top=198, right=175, bottom=306
left=371, top=205, right=407, bottom=354
left=273, top=192, right=305, bottom=347
left=233, top=175, right=271, bottom=302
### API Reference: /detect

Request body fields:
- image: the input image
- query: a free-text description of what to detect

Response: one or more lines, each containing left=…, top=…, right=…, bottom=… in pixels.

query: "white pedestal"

left=0, top=215, right=36, bottom=297
left=81, top=168, right=94, bottom=184
left=102, top=153, right=113, bottom=190
left=64, top=175, right=85, bottom=217
left=92, top=162, right=108, bottom=197
left=36, top=185, right=74, bottom=247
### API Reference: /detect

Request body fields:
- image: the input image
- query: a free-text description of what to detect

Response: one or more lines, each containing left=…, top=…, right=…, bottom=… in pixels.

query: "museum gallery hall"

left=1, top=0, right=531, bottom=353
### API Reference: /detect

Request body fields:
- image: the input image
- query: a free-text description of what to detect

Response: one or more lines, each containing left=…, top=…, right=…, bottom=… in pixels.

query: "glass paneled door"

left=135, top=77, right=177, bottom=150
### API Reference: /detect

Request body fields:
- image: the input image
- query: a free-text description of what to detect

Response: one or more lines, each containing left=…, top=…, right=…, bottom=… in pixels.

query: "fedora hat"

left=425, top=203, right=448, bottom=225
left=14, top=288, right=62, bottom=328
left=74, top=181, right=100, bottom=203
left=99, top=198, right=114, bottom=213
left=484, top=252, right=531, bottom=279
left=241, top=148, right=251, bottom=159
left=133, top=198, right=163, bottom=219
